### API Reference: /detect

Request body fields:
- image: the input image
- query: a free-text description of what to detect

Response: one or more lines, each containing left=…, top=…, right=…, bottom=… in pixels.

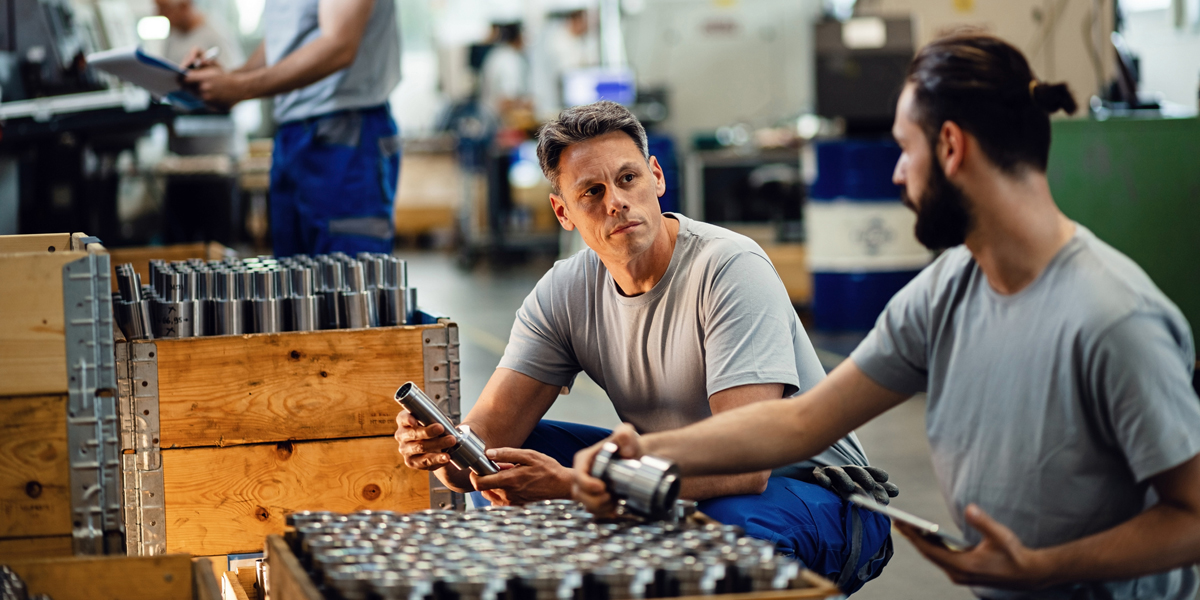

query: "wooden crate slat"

left=0, top=394, right=71, bottom=538
left=5, top=553, right=194, bottom=600
left=265, top=534, right=323, bottom=600
left=162, top=436, right=428, bottom=555
left=0, top=233, right=73, bottom=254
left=0, top=535, right=73, bottom=561
left=153, top=327, right=429, bottom=449
left=193, top=558, right=224, bottom=600
left=0, top=251, right=92, bottom=396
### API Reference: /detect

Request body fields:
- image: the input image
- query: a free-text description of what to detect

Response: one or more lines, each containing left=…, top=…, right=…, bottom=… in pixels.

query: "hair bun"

left=1031, top=81, right=1078, bottom=115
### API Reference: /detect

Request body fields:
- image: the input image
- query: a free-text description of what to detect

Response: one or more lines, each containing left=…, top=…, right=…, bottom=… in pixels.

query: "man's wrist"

left=230, top=71, right=258, bottom=102
left=1024, top=547, right=1060, bottom=589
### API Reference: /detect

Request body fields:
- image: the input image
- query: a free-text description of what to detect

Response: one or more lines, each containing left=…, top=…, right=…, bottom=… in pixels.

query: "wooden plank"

left=0, top=535, right=73, bottom=561
left=193, top=558, right=224, bottom=600
left=265, top=534, right=322, bottom=600
left=223, top=571, right=252, bottom=600
left=0, top=395, right=70, bottom=537
left=153, top=326, right=433, bottom=449
left=0, top=233, right=72, bottom=254
left=162, top=436, right=429, bottom=555
left=236, top=566, right=260, bottom=600
left=6, top=553, right=194, bottom=600
left=0, top=251, right=91, bottom=396
left=106, top=242, right=229, bottom=293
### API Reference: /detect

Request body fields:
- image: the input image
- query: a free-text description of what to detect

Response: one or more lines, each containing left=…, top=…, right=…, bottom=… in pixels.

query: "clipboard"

left=86, top=46, right=206, bottom=110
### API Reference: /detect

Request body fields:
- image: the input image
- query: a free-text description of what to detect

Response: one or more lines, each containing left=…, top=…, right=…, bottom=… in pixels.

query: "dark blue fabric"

left=269, top=104, right=399, bottom=256
left=487, top=420, right=892, bottom=594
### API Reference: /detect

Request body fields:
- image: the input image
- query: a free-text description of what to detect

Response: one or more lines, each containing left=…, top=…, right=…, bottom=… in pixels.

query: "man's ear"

left=550, top=194, right=575, bottom=231
left=938, top=121, right=966, bottom=179
left=649, top=156, right=666, bottom=198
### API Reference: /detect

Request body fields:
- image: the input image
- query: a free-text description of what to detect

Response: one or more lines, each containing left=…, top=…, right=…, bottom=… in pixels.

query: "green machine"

left=1048, top=117, right=1200, bottom=336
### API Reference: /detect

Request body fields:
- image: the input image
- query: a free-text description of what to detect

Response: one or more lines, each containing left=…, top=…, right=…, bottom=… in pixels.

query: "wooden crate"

left=1, top=553, right=221, bottom=600
left=0, top=232, right=120, bottom=556
left=119, top=323, right=460, bottom=557
left=261, top=534, right=843, bottom=600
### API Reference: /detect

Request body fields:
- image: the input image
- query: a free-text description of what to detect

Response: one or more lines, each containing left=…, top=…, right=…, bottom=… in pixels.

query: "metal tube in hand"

left=394, top=381, right=500, bottom=476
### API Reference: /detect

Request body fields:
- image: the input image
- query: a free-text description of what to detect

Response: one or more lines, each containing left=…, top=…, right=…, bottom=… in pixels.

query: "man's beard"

left=901, top=163, right=973, bottom=250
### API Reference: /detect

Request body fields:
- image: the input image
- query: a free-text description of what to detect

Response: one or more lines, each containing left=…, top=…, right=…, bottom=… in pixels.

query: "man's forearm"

left=643, top=363, right=906, bottom=476
left=680, top=471, right=770, bottom=501
left=1035, top=503, right=1200, bottom=586
left=234, top=36, right=357, bottom=100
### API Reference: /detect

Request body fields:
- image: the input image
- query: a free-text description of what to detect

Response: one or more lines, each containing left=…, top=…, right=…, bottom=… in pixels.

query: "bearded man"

left=574, top=34, right=1200, bottom=599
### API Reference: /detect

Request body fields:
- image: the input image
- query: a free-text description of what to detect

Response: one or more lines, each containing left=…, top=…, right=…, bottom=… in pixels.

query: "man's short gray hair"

left=536, top=101, right=649, bottom=195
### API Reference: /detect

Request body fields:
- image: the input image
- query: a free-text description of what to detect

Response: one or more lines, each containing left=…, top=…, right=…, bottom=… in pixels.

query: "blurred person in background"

left=480, top=21, right=532, bottom=129
left=156, top=0, right=243, bottom=68
left=183, top=0, right=401, bottom=256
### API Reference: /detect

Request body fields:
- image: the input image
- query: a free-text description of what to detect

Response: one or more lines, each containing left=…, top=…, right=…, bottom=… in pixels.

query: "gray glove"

left=812, top=465, right=900, bottom=506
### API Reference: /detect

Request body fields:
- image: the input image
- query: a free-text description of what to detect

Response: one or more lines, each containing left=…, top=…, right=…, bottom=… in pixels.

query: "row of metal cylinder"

left=286, top=503, right=802, bottom=600
left=113, top=252, right=417, bottom=340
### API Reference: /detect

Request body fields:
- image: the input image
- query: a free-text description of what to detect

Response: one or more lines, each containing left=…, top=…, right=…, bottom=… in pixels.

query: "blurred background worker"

left=155, top=0, right=243, bottom=67
left=154, top=0, right=246, bottom=247
left=479, top=20, right=532, bottom=129
left=184, top=0, right=401, bottom=256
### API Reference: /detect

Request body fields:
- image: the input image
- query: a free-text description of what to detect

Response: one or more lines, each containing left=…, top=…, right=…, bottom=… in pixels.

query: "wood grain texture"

left=0, top=395, right=70, bottom=537
left=0, top=233, right=73, bottom=254
left=162, top=436, right=429, bottom=555
left=0, top=251, right=92, bottom=396
left=0, top=535, right=73, bottom=560
left=223, top=571, right=251, bottom=600
left=106, top=242, right=228, bottom=293
left=153, top=326, right=433, bottom=448
left=265, top=534, right=322, bottom=600
left=6, top=553, right=193, bottom=600
left=193, top=558, right=224, bottom=600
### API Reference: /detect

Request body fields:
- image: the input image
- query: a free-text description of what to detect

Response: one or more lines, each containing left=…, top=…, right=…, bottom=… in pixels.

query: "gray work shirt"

left=499, top=213, right=868, bottom=469
left=263, top=0, right=400, bottom=124
left=850, top=225, right=1200, bottom=599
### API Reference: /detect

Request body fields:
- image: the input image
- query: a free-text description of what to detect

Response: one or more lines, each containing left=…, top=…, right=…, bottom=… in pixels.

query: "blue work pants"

left=269, top=104, right=400, bottom=256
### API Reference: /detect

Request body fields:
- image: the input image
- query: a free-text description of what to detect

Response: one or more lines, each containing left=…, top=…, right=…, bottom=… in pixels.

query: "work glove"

left=813, top=465, right=900, bottom=506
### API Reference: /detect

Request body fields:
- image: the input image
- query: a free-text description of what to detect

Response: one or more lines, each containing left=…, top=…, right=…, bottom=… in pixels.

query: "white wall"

left=622, top=0, right=822, bottom=141
left=860, top=0, right=1115, bottom=110
left=1122, top=8, right=1200, bottom=107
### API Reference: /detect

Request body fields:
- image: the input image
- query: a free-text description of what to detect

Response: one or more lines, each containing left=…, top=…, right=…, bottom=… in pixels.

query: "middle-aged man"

left=183, top=0, right=400, bottom=257
left=397, top=101, right=896, bottom=592
left=573, top=34, right=1200, bottom=599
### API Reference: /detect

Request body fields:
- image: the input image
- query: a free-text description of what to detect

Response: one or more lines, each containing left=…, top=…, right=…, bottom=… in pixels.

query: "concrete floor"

left=403, top=249, right=973, bottom=599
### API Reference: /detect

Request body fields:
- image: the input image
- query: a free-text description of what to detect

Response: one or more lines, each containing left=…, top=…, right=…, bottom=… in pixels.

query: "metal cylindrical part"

left=342, top=262, right=376, bottom=328
left=290, top=295, right=320, bottom=332
left=406, top=287, right=418, bottom=324
left=378, top=287, right=408, bottom=326
left=394, top=382, right=500, bottom=476
left=152, top=299, right=194, bottom=338
left=252, top=299, right=283, bottom=333
left=590, top=443, right=681, bottom=520
left=114, top=297, right=153, bottom=341
left=213, top=298, right=244, bottom=335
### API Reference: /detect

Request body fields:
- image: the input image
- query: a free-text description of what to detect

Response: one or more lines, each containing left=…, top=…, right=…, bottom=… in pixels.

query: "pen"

left=189, top=46, right=220, bottom=69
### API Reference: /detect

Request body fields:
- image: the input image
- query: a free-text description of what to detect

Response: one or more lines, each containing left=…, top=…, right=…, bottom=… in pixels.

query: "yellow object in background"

left=953, top=0, right=975, bottom=13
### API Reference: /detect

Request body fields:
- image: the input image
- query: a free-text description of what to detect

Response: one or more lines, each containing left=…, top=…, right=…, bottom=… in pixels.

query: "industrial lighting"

left=237, top=0, right=266, bottom=35
left=136, top=16, right=170, bottom=40
left=842, top=17, right=886, bottom=49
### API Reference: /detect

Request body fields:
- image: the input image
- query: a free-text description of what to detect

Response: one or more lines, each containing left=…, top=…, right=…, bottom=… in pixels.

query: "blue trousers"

left=476, top=420, right=893, bottom=594
left=270, top=104, right=400, bottom=256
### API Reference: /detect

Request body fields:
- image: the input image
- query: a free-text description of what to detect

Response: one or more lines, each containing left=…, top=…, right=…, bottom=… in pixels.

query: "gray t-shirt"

left=264, top=0, right=401, bottom=124
left=851, top=225, right=1200, bottom=599
left=499, top=213, right=868, bottom=469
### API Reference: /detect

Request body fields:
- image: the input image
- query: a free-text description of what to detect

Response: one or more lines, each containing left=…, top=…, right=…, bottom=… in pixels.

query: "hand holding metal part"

left=574, top=424, right=682, bottom=520
left=394, top=381, right=500, bottom=476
